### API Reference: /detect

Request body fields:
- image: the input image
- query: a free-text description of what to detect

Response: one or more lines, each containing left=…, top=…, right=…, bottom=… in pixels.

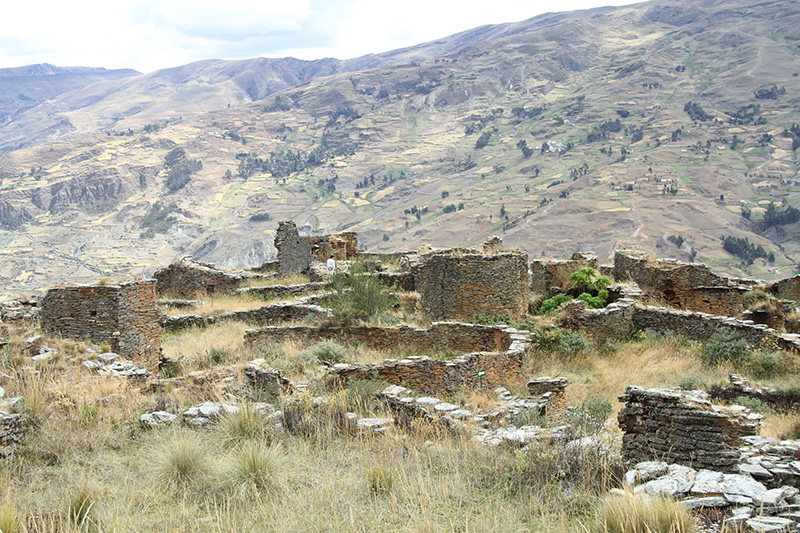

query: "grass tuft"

left=594, top=491, right=695, bottom=533
left=220, top=442, right=283, bottom=494
left=151, top=430, right=212, bottom=489
left=218, top=404, right=271, bottom=445
left=0, top=505, right=23, bottom=533
left=66, top=483, right=98, bottom=530
left=366, top=463, right=395, bottom=495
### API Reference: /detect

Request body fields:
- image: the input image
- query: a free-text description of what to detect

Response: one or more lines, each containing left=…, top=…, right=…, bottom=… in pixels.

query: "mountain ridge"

left=2, top=0, right=800, bottom=298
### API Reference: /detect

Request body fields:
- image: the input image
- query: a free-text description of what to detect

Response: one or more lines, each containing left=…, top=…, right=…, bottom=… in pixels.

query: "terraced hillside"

left=2, top=0, right=800, bottom=297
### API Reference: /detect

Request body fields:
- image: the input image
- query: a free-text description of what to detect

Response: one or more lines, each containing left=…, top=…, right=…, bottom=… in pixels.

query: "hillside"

left=2, top=0, right=800, bottom=297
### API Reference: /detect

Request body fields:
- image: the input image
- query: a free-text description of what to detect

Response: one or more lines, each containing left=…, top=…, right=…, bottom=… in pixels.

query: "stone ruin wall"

left=244, top=323, right=530, bottom=394
left=612, top=250, right=753, bottom=317
left=530, top=252, right=598, bottom=296
left=415, top=251, right=529, bottom=322
left=764, top=274, right=800, bottom=302
left=40, top=280, right=161, bottom=370
left=709, top=375, right=800, bottom=413
left=618, top=386, right=761, bottom=471
left=306, top=232, right=358, bottom=262
left=162, top=300, right=327, bottom=331
left=562, top=299, right=800, bottom=353
left=153, top=258, right=271, bottom=298
left=274, top=220, right=359, bottom=274
left=0, top=413, right=24, bottom=459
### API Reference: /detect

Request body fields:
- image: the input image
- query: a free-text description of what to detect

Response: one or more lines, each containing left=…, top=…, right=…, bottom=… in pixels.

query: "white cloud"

left=0, top=0, right=635, bottom=72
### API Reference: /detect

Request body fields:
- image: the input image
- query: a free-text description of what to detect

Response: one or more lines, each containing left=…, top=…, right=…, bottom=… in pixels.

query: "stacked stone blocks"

left=40, top=280, right=161, bottom=370
left=415, top=250, right=530, bottom=322
left=618, top=386, right=761, bottom=471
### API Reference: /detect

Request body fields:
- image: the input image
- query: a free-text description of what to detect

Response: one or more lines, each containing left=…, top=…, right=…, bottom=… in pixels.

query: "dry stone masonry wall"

left=612, top=250, right=756, bottom=317
left=710, top=375, right=800, bottom=413
left=40, top=280, right=161, bottom=370
left=415, top=250, right=529, bottom=322
left=274, top=220, right=359, bottom=274
left=245, top=322, right=530, bottom=395
left=153, top=258, right=272, bottom=297
left=618, top=386, right=762, bottom=471
left=561, top=298, right=800, bottom=352
left=530, top=252, right=598, bottom=296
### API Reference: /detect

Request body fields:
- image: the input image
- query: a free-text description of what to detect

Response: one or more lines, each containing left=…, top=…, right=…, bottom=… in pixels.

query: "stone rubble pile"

left=738, top=436, right=800, bottom=490
left=619, top=386, right=762, bottom=471
left=82, top=352, right=152, bottom=382
left=240, top=359, right=293, bottom=401
left=379, top=384, right=483, bottom=433
left=624, top=459, right=800, bottom=532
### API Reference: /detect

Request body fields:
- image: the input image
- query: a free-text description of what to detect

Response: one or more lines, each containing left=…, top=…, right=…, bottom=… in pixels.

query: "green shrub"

left=531, top=329, right=591, bottom=357
left=305, top=340, right=348, bottom=364
left=786, top=420, right=800, bottom=440
left=565, top=396, right=612, bottom=435
left=734, top=396, right=771, bottom=414
left=345, top=379, right=389, bottom=413
left=699, top=331, right=752, bottom=366
left=677, top=377, right=704, bottom=391
left=510, top=407, right=547, bottom=428
left=748, top=350, right=791, bottom=379
left=328, top=263, right=394, bottom=323
left=595, top=492, right=695, bottom=533
left=539, top=294, right=573, bottom=314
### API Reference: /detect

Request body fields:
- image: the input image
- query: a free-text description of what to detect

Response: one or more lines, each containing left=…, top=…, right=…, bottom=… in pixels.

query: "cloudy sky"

left=1, top=0, right=636, bottom=74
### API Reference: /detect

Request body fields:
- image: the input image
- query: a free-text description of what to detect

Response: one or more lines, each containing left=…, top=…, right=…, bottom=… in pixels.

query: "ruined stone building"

left=39, top=280, right=161, bottom=370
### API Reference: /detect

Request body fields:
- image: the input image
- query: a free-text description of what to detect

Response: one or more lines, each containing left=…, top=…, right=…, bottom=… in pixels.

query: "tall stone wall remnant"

left=415, top=250, right=529, bottom=322
left=618, top=386, right=761, bottom=471
left=274, top=220, right=359, bottom=274
left=40, top=280, right=161, bottom=370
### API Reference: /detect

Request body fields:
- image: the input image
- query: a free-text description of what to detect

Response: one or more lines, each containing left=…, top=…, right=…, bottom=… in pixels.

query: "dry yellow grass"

left=242, top=273, right=311, bottom=288
left=165, top=292, right=269, bottom=317
left=162, top=321, right=249, bottom=362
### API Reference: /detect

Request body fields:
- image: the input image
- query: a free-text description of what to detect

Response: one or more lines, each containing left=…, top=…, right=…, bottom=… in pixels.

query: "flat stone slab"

left=745, top=516, right=793, bottom=532
left=356, top=418, right=394, bottom=432
left=140, top=411, right=178, bottom=427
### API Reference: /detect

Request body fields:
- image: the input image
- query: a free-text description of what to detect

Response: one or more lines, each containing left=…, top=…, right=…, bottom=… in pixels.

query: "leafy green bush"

left=565, top=396, right=612, bottom=435
left=328, top=263, right=394, bottom=323
left=699, top=331, right=752, bottom=366
left=734, top=396, right=771, bottom=414
left=677, top=377, right=704, bottom=391
left=539, top=294, right=573, bottom=314
left=305, top=340, right=348, bottom=364
left=748, top=350, right=792, bottom=379
left=510, top=407, right=546, bottom=428
left=531, top=328, right=591, bottom=357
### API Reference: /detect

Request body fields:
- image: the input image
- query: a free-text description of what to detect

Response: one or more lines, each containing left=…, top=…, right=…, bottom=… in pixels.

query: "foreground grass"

left=3, top=320, right=799, bottom=531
